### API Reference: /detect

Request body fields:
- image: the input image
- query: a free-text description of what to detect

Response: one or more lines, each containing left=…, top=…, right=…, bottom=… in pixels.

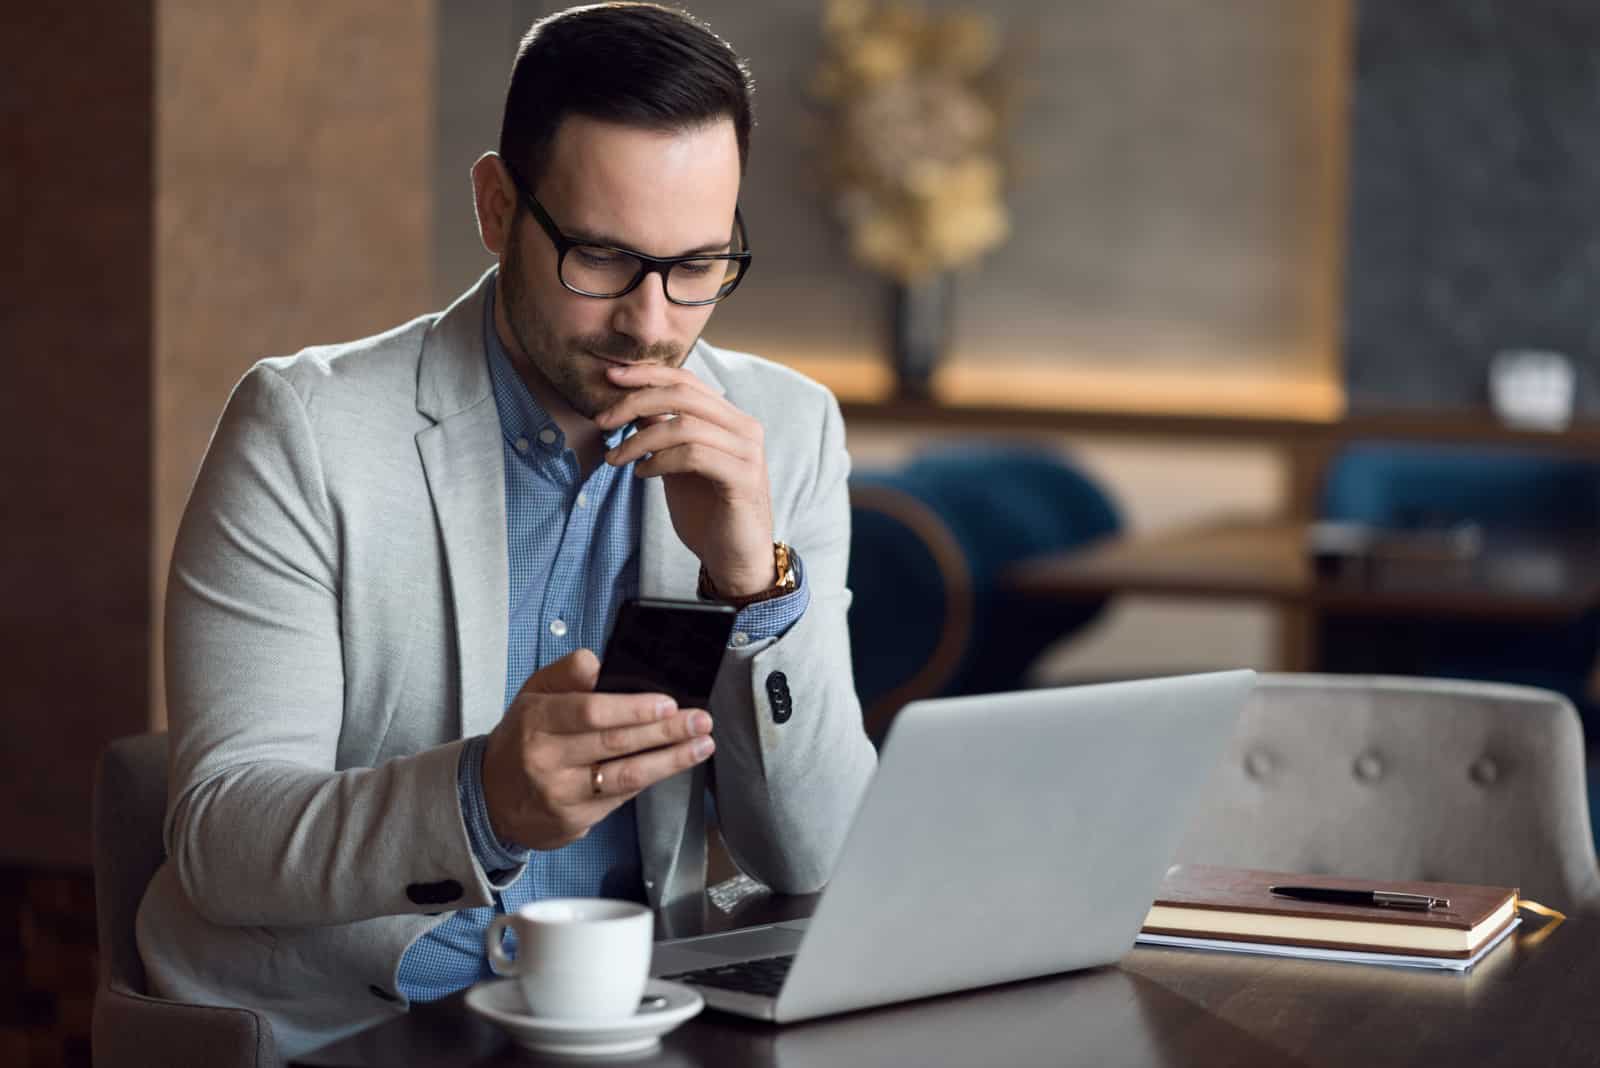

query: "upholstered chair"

left=848, top=444, right=1121, bottom=737
left=1177, top=674, right=1600, bottom=910
left=92, top=732, right=283, bottom=1068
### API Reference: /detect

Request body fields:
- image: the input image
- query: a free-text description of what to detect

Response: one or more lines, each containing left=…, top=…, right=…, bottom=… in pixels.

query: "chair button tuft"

left=1470, top=757, right=1500, bottom=786
left=1353, top=752, right=1384, bottom=782
left=1243, top=749, right=1275, bottom=781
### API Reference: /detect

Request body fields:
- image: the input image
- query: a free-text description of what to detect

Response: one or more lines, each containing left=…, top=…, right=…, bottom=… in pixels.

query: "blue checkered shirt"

left=396, top=277, right=810, bottom=1001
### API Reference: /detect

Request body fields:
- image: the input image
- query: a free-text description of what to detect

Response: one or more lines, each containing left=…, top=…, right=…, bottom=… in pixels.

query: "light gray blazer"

left=137, top=271, right=877, bottom=1056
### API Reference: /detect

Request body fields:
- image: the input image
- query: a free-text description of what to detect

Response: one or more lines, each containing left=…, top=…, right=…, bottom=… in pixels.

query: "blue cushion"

left=1322, top=442, right=1600, bottom=532
left=848, top=444, right=1121, bottom=720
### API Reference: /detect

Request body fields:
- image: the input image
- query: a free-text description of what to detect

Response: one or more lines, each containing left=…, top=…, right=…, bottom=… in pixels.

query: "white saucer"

left=465, top=978, right=704, bottom=1057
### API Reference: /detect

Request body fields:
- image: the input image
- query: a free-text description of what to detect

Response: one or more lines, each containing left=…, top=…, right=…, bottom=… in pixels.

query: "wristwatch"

left=698, top=542, right=798, bottom=608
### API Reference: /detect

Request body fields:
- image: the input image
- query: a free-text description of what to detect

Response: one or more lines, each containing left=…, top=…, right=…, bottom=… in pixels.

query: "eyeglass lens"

left=561, top=246, right=742, bottom=304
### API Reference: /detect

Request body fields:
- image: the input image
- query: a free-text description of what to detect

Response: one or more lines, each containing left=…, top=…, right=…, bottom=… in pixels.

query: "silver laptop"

left=650, top=670, right=1255, bottom=1022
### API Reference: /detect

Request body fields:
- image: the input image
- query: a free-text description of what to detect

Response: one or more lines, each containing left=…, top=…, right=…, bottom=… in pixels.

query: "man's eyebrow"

left=566, top=228, right=734, bottom=258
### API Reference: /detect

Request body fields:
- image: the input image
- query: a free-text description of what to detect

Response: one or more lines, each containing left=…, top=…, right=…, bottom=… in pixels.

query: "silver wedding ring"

left=591, top=764, right=605, bottom=797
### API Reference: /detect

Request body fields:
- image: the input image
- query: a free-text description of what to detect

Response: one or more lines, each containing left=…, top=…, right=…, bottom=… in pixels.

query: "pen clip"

left=1373, top=891, right=1448, bottom=910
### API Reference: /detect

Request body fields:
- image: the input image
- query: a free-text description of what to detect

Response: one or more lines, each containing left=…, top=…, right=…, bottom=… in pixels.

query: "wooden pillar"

left=2, top=0, right=435, bottom=867
left=2, top=2, right=156, bottom=866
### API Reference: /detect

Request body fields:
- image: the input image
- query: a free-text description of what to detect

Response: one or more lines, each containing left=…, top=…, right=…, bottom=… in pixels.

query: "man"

left=136, top=4, right=876, bottom=1055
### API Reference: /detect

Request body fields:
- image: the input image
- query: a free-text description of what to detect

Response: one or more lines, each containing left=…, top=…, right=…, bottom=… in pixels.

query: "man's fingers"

left=597, top=382, right=755, bottom=437
left=605, top=414, right=752, bottom=469
left=585, top=735, right=716, bottom=801
left=632, top=441, right=746, bottom=485
left=604, top=361, right=720, bottom=398
left=520, top=648, right=601, bottom=697
left=531, top=690, right=677, bottom=734
left=568, top=708, right=713, bottom=767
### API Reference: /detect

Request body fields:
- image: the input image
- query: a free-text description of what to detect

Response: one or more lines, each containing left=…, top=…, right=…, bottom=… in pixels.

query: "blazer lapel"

left=415, top=272, right=510, bottom=740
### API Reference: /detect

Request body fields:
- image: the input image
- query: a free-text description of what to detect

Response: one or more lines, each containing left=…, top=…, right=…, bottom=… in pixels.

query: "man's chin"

left=564, top=377, right=630, bottom=421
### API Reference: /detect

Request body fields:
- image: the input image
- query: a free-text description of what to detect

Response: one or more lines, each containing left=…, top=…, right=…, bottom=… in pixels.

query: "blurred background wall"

left=433, top=0, right=1349, bottom=688
left=1342, top=0, right=1600, bottom=414
left=437, top=1, right=1347, bottom=415
left=7, top=2, right=156, bottom=871
left=9, top=0, right=1589, bottom=878
left=150, top=0, right=434, bottom=737
left=6, top=0, right=434, bottom=867
left=12, top=3, right=1600, bottom=1062
left=3, top=0, right=1351, bottom=867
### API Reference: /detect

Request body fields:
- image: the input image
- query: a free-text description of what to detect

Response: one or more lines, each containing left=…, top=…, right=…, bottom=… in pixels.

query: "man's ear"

left=470, top=152, right=515, bottom=257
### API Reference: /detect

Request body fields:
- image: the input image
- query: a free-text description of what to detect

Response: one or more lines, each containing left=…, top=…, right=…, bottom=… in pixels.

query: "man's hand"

left=481, top=649, right=715, bottom=851
left=596, top=363, right=776, bottom=598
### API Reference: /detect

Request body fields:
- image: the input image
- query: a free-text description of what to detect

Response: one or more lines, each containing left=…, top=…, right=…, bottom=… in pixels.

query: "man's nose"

left=609, top=271, right=675, bottom=346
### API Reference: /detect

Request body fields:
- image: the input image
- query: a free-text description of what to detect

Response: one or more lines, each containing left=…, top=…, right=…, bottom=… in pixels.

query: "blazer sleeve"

left=706, top=388, right=878, bottom=894
left=162, top=364, right=518, bottom=928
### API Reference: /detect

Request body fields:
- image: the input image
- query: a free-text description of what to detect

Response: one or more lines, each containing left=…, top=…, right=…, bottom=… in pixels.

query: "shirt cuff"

left=730, top=551, right=811, bottom=645
left=458, top=733, right=532, bottom=874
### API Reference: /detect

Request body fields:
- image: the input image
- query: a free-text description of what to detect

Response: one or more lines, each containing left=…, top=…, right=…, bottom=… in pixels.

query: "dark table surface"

left=294, top=887, right=1598, bottom=1068
left=1003, top=518, right=1600, bottom=621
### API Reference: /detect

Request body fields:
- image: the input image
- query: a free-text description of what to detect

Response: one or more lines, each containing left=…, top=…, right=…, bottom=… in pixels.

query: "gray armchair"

left=1176, top=674, right=1600, bottom=910
left=92, top=732, right=282, bottom=1068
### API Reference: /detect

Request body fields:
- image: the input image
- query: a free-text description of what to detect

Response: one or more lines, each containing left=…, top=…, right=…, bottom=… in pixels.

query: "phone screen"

left=594, top=598, right=738, bottom=709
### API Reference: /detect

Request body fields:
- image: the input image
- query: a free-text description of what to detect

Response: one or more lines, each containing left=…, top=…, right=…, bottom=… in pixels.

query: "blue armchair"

left=847, top=444, right=1121, bottom=737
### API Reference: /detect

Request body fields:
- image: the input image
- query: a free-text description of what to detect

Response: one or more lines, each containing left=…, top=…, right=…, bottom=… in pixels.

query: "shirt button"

left=730, top=631, right=750, bottom=648
left=514, top=437, right=530, bottom=454
left=576, top=492, right=588, bottom=509
left=549, top=619, right=568, bottom=638
left=538, top=428, right=558, bottom=446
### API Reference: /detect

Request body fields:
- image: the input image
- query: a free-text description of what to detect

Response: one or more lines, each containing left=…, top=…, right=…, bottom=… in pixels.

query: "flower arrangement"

left=813, top=0, right=1014, bottom=284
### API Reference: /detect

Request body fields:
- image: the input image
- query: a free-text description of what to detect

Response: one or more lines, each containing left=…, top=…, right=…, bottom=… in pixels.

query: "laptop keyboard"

left=661, top=953, right=795, bottom=997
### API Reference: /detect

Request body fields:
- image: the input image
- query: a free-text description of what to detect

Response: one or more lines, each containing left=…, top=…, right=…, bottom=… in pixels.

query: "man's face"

left=499, top=115, right=742, bottom=419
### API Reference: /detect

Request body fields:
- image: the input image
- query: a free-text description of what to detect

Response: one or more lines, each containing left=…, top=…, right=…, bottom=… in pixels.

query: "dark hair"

left=499, top=3, right=755, bottom=189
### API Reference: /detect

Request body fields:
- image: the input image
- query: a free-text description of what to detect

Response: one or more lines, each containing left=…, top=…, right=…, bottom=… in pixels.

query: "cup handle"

left=486, top=914, right=519, bottom=976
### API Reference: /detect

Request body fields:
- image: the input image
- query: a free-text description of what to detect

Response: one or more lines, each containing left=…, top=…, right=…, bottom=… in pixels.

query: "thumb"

left=520, top=648, right=601, bottom=697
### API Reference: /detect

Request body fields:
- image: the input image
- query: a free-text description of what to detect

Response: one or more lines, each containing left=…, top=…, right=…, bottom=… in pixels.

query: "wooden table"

left=294, top=890, right=1597, bottom=1067
left=1002, top=518, right=1600, bottom=669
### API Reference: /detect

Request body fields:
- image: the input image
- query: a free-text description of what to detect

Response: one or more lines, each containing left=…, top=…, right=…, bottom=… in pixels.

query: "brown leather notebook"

left=1141, top=864, right=1519, bottom=959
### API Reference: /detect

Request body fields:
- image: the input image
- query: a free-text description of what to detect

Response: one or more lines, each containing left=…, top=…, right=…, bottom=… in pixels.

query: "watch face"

left=701, top=544, right=796, bottom=605
left=774, top=542, right=795, bottom=588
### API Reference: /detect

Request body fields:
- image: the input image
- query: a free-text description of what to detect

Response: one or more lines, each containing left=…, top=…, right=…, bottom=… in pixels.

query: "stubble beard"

left=501, top=225, right=690, bottom=420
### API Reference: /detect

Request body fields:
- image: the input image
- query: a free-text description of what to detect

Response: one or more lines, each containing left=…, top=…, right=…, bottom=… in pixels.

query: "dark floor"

left=2, top=866, right=95, bottom=1068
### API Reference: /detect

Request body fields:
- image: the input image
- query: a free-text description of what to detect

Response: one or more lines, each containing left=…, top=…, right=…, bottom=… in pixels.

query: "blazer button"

left=369, top=984, right=401, bottom=1003
left=406, top=880, right=464, bottom=906
left=765, top=671, right=793, bottom=724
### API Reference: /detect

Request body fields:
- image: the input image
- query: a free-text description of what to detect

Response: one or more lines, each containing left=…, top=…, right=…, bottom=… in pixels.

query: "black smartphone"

left=594, top=598, right=738, bottom=709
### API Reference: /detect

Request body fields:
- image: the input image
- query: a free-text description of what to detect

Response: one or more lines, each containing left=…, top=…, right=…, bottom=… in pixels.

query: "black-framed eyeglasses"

left=503, top=162, right=753, bottom=306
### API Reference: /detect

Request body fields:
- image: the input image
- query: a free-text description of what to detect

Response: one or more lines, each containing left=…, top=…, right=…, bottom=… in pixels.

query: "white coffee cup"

left=485, top=898, right=653, bottom=1019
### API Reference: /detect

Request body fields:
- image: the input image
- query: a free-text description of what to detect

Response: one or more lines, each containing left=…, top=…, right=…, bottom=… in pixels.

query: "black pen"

left=1268, top=885, right=1449, bottom=911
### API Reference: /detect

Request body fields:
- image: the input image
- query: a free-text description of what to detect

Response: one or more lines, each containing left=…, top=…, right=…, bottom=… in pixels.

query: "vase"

left=891, top=272, right=954, bottom=400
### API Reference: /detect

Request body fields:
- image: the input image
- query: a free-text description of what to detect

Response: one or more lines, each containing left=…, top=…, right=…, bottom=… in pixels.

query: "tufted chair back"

left=93, top=732, right=282, bottom=1068
left=1176, top=675, right=1600, bottom=910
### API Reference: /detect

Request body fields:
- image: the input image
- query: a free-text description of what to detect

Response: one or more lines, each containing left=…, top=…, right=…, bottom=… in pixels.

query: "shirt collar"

left=482, top=271, right=629, bottom=454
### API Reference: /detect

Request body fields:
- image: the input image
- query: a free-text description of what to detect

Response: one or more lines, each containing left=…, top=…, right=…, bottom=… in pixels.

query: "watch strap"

left=698, top=542, right=798, bottom=608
